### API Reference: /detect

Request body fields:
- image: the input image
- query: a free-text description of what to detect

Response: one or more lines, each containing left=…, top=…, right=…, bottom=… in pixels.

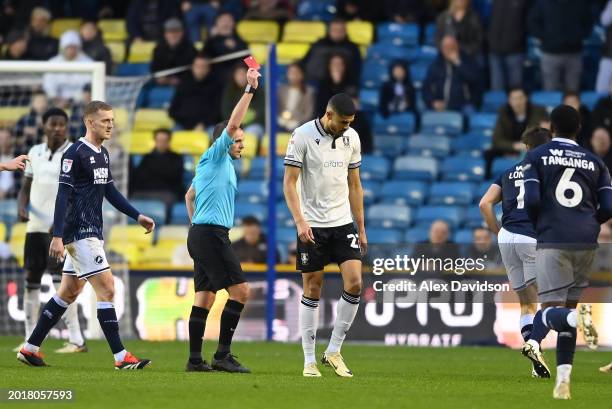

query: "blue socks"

left=529, top=309, right=551, bottom=344
left=97, top=302, right=125, bottom=354
left=557, top=327, right=577, bottom=365
left=27, top=294, right=68, bottom=347
left=543, top=307, right=577, bottom=332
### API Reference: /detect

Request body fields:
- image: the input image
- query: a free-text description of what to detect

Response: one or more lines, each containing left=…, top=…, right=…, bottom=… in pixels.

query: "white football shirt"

left=24, top=140, right=72, bottom=233
left=284, top=118, right=361, bottom=228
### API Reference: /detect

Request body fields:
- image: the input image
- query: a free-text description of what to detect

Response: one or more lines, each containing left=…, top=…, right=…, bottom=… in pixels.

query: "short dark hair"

left=521, top=126, right=552, bottom=148
left=327, top=93, right=356, bottom=116
left=242, top=215, right=261, bottom=226
left=153, top=128, right=172, bottom=140
left=550, top=104, right=581, bottom=137
left=211, top=120, right=229, bottom=144
left=84, top=100, right=112, bottom=117
left=508, top=87, right=527, bottom=97
left=42, top=107, right=68, bottom=124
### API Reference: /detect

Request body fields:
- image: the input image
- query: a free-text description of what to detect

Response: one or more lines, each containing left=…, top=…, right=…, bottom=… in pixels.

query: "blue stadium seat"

left=464, top=206, right=485, bottom=229
left=275, top=200, right=294, bottom=227
left=361, top=155, right=390, bottom=181
left=373, top=113, right=415, bottom=135
left=580, top=91, right=606, bottom=110
left=377, top=23, right=419, bottom=47
left=0, top=199, right=17, bottom=225
left=359, top=88, right=379, bottom=111
left=366, top=43, right=410, bottom=62
left=393, top=155, right=438, bottom=181
left=361, top=61, right=389, bottom=89
left=482, top=90, right=507, bottom=113
left=469, top=112, right=497, bottom=135
left=423, top=23, right=436, bottom=47
left=276, top=227, right=296, bottom=244
left=452, top=133, right=492, bottom=156
left=428, top=182, right=474, bottom=205
left=380, top=180, right=428, bottom=206
left=491, top=156, right=520, bottom=179
left=454, top=229, right=475, bottom=244
left=367, top=204, right=412, bottom=229
left=441, top=157, right=485, bottom=182
left=407, top=134, right=451, bottom=158
left=421, top=111, right=464, bottom=135
left=170, top=203, right=189, bottom=224
left=236, top=180, right=268, bottom=203
left=407, top=46, right=437, bottom=64
left=147, top=86, right=175, bottom=108
left=234, top=202, right=267, bottom=225
left=405, top=227, right=429, bottom=243
left=367, top=228, right=403, bottom=244
left=415, top=205, right=463, bottom=229
left=409, top=61, right=430, bottom=88
left=115, top=63, right=149, bottom=76
left=476, top=180, right=494, bottom=201
left=373, top=135, right=409, bottom=157
left=531, top=91, right=562, bottom=110
left=247, top=157, right=267, bottom=179
left=130, top=199, right=166, bottom=225
left=296, top=0, right=335, bottom=21
left=362, top=180, right=382, bottom=205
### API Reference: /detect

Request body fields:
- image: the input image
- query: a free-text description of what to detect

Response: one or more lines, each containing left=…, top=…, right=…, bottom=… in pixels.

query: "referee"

left=183, top=66, right=260, bottom=373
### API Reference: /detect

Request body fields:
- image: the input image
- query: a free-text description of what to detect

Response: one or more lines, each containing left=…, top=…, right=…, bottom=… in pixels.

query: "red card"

left=243, top=56, right=261, bottom=70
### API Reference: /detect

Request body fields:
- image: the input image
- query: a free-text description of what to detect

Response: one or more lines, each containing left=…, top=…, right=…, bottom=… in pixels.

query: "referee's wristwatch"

left=245, top=84, right=257, bottom=94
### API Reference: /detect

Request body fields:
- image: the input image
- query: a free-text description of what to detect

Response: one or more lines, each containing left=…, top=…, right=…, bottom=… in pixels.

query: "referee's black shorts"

left=187, top=224, right=246, bottom=292
left=296, top=223, right=362, bottom=273
left=24, top=232, right=63, bottom=280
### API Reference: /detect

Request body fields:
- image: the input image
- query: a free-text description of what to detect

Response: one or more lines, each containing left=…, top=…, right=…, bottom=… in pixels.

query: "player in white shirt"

left=16, top=108, right=86, bottom=353
left=284, top=93, right=367, bottom=378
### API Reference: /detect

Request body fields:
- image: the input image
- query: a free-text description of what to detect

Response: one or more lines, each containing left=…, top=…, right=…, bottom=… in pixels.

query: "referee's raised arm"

left=226, top=68, right=261, bottom=138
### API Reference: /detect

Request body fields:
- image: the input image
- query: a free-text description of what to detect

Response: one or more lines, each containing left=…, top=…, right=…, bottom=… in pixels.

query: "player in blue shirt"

left=17, top=101, right=156, bottom=370
left=522, top=105, right=612, bottom=399
left=183, top=66, right=260, bottom=373
left=479, top=127, right=552, bottom=378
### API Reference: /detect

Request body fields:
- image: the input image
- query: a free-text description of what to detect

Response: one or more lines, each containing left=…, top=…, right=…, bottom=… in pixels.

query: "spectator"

left=350, top=97, right=373, bottom=154
left=593, top=82, right=612, bottom=132
left=3, top=29, right=29, bottom=60
left=202, top=12, right=248, bottom=79
left=597, top=0, right=612, bottom=93
left=68, top=85, right=92, bottom=140
left=169, top=54, right=223, bottom=130
left=412, top=220, right=461, bottom=270
left=466, top=227, right=500, bottom=266
left=590, top=127, right=612, bottom=171
left=13, top=91, right=48, bottom=156
left=131, top=128, right=185, bottom=207
left=277, top=63, right=315, bottom=131
left=24, top=7, right=58, bottom=61
left=337, top=0, right=385, bottom=22
left=243, top=0, right=291, bottom=23
left=43, top=31, right=93, bottom=108
left=435, top=0, right=483, bottom=58
left=221, top=64, right=266, bottom=138
left=528, top=0, right=593, bottom=91
left=487, top=0, right=529, bottom=90
left=79, top=20, right=113, bottom=74
left=489, top=88, right=548, bottom=157
left=593, top=223, right=612, bottom=271
left=0, top=128, right=15, bottom=198
left=127, top=0, right=181, bottom=42
left=301, top=17, right=362, bottom=84
left=379, top=60, right=416, bottom=118
left=232, top=216, right=280, bottom=264
left=151, top=18, right=197, bottom=86
left=382, top=0, right=423, bottom=23
left=422, top=35, right=482, bottom=114
left=315, top=54, right=357, bottom=115
left=563, top=91, right=592, bottom=148
left=182, top=0, right=222, bottom=42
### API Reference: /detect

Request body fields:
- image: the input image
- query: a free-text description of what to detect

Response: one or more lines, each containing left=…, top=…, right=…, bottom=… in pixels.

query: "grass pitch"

left=0, top=336, right=611, bottom=409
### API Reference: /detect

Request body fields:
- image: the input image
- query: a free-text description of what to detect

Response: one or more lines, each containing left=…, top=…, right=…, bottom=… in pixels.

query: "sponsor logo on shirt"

left=93, top=167, right=109, bottom=184
left=324, top=161, right=344, bottom=168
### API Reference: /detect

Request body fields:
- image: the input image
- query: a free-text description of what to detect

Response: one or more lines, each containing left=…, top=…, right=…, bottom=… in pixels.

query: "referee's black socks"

left=189, top=305, right=209, bottom=363
left=214, top=300, right=245, bottom=360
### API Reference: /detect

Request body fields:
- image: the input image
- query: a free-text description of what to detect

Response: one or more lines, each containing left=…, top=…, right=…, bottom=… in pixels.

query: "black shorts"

left=296, top=223, right=362, bottom=273
left=24, top=232, right=63, bottom=279
left=187, top=224, right=246, bottom=292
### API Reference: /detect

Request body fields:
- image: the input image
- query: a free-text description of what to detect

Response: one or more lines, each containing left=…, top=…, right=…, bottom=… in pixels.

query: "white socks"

left=23, top=287, right=41, bottom=341
left=556, top=364, right=572, bottom=384
left=519, top=313, right=534, bottom=328
left=566, top=310, right=577, bottom=328
left=299, top=295, right=319, bottom=366
left=325, top=291, right=360, bottom=354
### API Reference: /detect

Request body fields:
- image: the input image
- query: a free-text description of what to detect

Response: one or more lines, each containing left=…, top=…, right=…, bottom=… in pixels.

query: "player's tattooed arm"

left=17, top=176, right=32, bottom=222
left=185, top=185, right=196, bottom=223
left=348, top=167, right=367, bottom=255
left=479, top=184, right=502, bottom=235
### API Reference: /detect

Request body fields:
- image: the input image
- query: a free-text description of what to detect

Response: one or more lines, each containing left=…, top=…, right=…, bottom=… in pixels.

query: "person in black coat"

left=24, top=7, right=58, bottom=61
left=126, top=0, right=181, bottom=42
left=79, top=20, right=113, bottom=74
left=151, top=18, right=197, bottom=86
left=379, top=60, right=416, bottom=118
left=169, top=54, right=222, bottom=130
left=315, top=53, right=358, bottom=115
left=203, top=12, right=248, bottom=80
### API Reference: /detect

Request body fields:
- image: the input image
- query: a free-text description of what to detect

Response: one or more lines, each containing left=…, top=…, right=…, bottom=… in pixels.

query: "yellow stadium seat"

left=119, top=131, right=155, bottom=154
left=0, top=222, right=6, bottom=242
left=259, top=132, right=291, bottom=156
left=51, top=18, right=81, bottom=39
left=99, top=19, right=127, bottom=42
left=249, top=43, right=269, bottom=65
left=237, top=20, right=279, bottom=44
left=170, top=130, right=209, bottom=155
left=133, top=109, right=174, bottom=131
left=140, top=243, right=179, bottom=264
left=106, top=41, right=126, bottom=63
left=282, top=21, right=326, bottom=43
left=10, top=240, right=24, bottom=266
left=9, top=223, right=27, bottom=266
left=276, top=43, right=310, bottom=64
left=10, top=223, right=27, bottom=241
left=113, top=107, right=129, bottom=131
left=240, top=132, right=259, bottom=159
left=128, top=41, right=156, bottom=63
left=109, top=225, right=154, bottom=251
left=107, top=242, right=141, bottom=265
left=0, top=107, right=30, bottom=127
left=347, top=21, right=374, bottom=46
left=157, top=225, right=189, bottom=246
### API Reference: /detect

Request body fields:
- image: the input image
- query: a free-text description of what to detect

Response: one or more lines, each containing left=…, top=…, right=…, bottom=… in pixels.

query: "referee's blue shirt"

left=192, top=129, right=237, bottom=229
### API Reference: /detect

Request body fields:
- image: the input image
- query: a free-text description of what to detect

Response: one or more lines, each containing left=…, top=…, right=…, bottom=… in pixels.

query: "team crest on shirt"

left=94, top=255, right=104, bottom=265
left=62, top=159, right=73, bottom=173
left=90, top=156, right=96, bottom=164
left=342, top=135, right=350, bottom=148
left=300, top=252, right=309, bottom=265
